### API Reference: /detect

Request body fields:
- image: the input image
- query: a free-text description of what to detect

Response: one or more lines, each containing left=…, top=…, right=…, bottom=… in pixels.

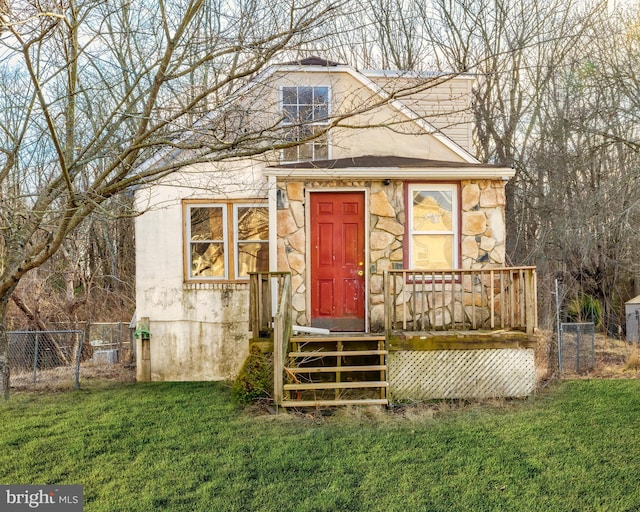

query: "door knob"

left=357, top=270, right=364, bottom=276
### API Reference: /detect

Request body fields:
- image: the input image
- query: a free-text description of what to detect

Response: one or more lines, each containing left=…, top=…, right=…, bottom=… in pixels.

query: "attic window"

left=281, top=86, right=329, bottom=162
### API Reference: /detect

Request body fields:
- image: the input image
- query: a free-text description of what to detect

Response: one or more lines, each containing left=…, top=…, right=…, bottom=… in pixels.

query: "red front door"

left=310, top=192, right=366, bottom=331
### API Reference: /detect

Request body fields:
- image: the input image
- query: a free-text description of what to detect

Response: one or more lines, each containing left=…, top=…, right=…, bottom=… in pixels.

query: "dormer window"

left=281, top=86, right=330, bottom=162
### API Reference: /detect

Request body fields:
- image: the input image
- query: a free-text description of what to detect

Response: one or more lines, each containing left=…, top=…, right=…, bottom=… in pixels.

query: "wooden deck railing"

left=249, top=272, right=292, bottom=338
left=249, top=272, right=292, bottom=406
left=384, top=267, right=537, bottom=336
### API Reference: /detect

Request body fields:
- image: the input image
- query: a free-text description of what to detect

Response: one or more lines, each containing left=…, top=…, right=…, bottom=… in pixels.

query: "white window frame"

left=407, top=183, right=459, bottom=270
left=280, top=85, right=331, bottom=162
left=185, top=201, right=268, bottom=282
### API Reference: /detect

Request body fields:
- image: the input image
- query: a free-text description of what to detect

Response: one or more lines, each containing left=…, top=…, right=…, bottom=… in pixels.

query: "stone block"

left=287, top=182, right=305, bottom=201
left=287, top=228, right=305, bottom=253
left=292, top=274, right=305, bottom=294
left=295, top=311, right=307, bottom=326
left=287, top=253, right=305, bottom=275
left=277, top=239, right=289, bottom=271
left=376, top=258, right=393, bottom=272
left=370, top=304, right=385, bottom=330
left=488, top=208, right=505, bottom=244
left=462, top=236, right=479, bottom=259
left=480, top=236, right=496, bottom=252
left=453, top=302, right=465, bottom=323
left=370, top=274, right=384, bottom=294
left=376, top=217, right=405, bottom=236
left=394, top=290, right=411, bottom=306
left=480, top=186, right=505, bottom=208
left=370, top=191, right=396, bottom=217
left=465, top=305, right=490, bottom=326
left=428, top=292, right=453, bottom=309
left=463, top=291, right=485, bottom=307
left=290, top=201, right=305, bottom=228
left=462, top=211, right=487, bottom=236
left=292, top=292, right=306, bottom=312
left=490, top=245, right=506, bottom=264
left=370, top=249, right=387, bottom=263
left=390, top=248, right=403, bottom=262
left=371, top=230, right=396, bottom=251
left=370, top=293, right=384, bottom=305
left=462, top=183, right=480, bottom=211
left=433, top=307, right=452, bottom=328
left=277, top=209, right=298, bottom=237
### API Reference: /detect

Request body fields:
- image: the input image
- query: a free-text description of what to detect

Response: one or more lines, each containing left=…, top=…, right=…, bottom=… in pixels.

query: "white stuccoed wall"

left=134, top=161, right=269, bottom=381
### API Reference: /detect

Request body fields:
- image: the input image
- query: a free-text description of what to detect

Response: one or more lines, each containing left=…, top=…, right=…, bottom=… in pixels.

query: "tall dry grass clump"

left=624, top=350, right=640, bottom=374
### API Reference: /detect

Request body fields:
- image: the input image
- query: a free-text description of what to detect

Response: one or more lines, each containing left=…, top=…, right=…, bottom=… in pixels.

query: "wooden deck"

left=249, top=267, right=539, bottom=408
left=388, top=329, right=538, bottom=351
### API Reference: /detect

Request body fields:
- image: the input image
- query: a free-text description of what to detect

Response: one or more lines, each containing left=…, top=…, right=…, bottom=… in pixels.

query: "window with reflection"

left=281, top=86, right=330, bottom=162
left=408, top=184, right=458, bottom=270
left=186, top=202, right=269, bottom=280
left=235, top=205, right=269, bottom=278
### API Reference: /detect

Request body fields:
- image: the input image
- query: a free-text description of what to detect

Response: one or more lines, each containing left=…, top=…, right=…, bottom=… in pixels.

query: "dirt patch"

left=80, top=362, right=136, bottom=383
left=10, top=362, right=136, bottom=393
left=593, top=335, right=640, bottom=378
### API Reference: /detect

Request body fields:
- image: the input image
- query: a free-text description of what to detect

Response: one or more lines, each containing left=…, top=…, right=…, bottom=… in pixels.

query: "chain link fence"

left=8, top=330, right=83, bottom=390
left=87, top=322, right=134, bottom=364
left=559, top=322, right=595, bottom=374
left=7, top=322, right=135, bottom=392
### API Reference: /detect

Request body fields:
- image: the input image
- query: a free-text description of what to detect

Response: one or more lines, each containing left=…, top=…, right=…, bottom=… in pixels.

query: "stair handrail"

left=249, top=272, right=291, bottom=337
left=272, top=273, right=292, bottom=407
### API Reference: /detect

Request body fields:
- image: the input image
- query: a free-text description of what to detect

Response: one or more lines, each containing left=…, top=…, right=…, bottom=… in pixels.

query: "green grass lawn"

left=1, top=379, right=640, bottom=511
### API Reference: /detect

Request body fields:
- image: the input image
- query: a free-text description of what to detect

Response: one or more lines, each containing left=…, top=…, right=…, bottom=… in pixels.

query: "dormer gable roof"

left=260, top=60, right=479, bottom=164
left=137, top=57, right=480, bottom=172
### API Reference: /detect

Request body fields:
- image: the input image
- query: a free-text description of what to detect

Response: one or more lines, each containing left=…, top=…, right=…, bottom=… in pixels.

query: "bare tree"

left=0, top=0, right=341, bottom=397
left=434, top=0, right=640, bottom=329
left=6, top=193, right=137, bottom=331
left=518, top=4, right=640, bottom=328
left=415, top=0, right=640, bottom=327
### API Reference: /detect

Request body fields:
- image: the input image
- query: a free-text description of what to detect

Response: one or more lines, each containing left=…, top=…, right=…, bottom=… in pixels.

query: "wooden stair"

left=281, top=334, right=388, bottom=408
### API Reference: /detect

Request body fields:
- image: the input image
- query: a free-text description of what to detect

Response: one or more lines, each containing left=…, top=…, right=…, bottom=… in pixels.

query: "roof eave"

left=263, top=166, right=515, bottom=180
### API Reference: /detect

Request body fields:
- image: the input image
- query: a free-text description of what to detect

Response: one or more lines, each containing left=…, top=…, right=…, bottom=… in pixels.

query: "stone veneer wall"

left=276, top=179, right=508, bottom=329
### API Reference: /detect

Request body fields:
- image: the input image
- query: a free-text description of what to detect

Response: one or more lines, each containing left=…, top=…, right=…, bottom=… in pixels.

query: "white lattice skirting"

left=388, top=349, right=536, bottom=400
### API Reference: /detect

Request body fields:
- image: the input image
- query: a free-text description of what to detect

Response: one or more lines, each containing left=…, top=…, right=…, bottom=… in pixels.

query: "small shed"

left=625, top=295, right=640, bottom=342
